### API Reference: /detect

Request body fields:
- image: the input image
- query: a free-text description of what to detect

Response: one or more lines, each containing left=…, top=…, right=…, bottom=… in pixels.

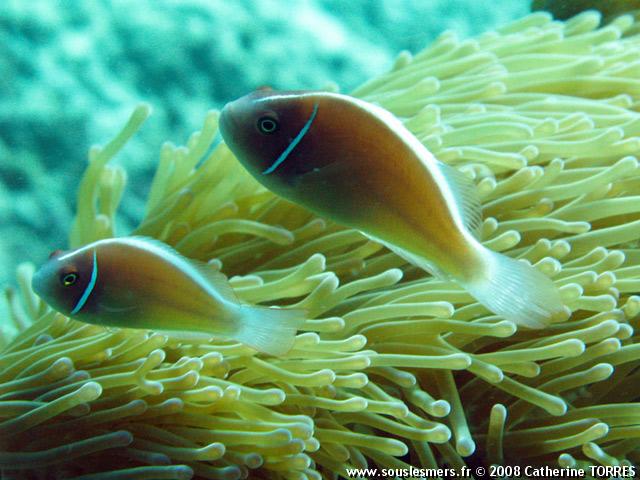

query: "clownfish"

left=32, top=237, right=304, bottom=355
left=219, top=90, right=565, bottom=328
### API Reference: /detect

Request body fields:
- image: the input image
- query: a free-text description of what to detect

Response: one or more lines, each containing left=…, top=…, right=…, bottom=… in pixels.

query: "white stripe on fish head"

left=71, top=249, right=98, bottom=315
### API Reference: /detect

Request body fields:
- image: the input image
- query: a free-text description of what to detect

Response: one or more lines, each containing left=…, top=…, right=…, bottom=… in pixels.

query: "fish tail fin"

left=234, top=305, right=306, bottom=356
left=461, top=246, right=565, bottom=328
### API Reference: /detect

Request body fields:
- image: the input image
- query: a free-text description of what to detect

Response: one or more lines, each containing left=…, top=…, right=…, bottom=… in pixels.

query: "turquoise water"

left=0, top=0, right=530, bottom=292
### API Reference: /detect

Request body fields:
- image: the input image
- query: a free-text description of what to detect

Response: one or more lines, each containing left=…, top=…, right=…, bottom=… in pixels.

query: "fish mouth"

left=219, top=102, right=239, bottom=142
left=31, top=257, right=58, bottom=300
left=31, top=266, right=45, bottom=297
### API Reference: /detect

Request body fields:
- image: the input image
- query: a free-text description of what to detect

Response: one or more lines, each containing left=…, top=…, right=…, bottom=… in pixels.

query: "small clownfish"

left=32, top=237, right=304, bottom=356
left=219, top=90, right=565, bottom=328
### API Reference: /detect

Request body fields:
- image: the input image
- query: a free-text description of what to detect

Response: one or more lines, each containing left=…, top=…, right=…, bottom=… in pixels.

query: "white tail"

left=233, top=305, right=306, bottom=356
left=462, top=247, right=564, bottom=328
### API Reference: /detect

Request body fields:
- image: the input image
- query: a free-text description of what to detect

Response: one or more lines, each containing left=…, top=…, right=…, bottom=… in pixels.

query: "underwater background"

left=3, top=0, right=640, bottom=478
left=0, top=0, right=530, bottom=291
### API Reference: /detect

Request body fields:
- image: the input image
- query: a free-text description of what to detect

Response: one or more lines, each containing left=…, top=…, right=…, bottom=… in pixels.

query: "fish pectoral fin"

left=97, top=285, right=140, bottom=314
left=436, top=162, right=482, bottom=238
left=97, top=302, right=139, bottom=314
left=293, top=158, right=348, bottom=186
left=362, top=233, right=448, bottom=279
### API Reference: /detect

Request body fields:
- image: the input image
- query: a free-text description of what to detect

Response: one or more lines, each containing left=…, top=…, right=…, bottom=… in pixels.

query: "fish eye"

left=60, top=272, right=78, bottom=287
left=257, top=116, right=279, bottom=135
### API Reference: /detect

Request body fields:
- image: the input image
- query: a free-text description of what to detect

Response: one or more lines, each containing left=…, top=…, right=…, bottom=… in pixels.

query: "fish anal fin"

left=234, top=305, right=306, bottom=356
left=437, top=162, right=482, bottom=238
left=363, top=233, right=448, bottom=279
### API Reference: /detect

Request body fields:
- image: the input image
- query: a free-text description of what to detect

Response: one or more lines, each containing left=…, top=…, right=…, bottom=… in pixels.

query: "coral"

left=2, top=9, right=640, bottom=479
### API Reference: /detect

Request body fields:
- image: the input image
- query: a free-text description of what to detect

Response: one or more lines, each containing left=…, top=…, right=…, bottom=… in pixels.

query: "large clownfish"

left=219, top=89, right=565, bottom=328
left=32, top=236, right=304, bottom=356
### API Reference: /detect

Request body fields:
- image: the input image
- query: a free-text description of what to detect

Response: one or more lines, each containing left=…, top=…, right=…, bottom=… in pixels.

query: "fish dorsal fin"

left=436, top=162, right=482, bottom=238
left=188, top=258, right=239, bottom=303
left=130, top=236, right=238, bottom=303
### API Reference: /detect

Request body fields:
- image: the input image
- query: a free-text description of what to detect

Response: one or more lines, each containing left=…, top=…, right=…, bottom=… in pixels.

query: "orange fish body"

left=32, top=237, right=303, bottom=355
left=220, top=90, right=564, bottom=328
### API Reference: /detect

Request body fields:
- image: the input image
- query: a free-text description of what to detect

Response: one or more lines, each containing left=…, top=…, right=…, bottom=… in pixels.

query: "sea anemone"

left=2, top=9, right=640, bottom=480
